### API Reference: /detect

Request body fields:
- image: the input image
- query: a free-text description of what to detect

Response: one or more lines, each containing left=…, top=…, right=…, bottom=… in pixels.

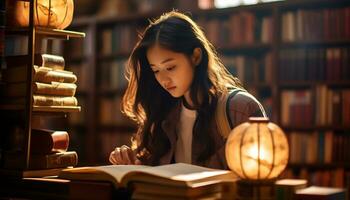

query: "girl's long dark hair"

left=122, top=11, right=242, bottom=165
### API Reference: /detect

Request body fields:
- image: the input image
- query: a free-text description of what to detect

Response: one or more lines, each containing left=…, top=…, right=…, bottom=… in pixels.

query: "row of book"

left=288, top=131, right=350, bottom=164
left=0, top=54, right=80, bottom=110
left=282, top=7, right=350, bottom=42
left=221, top=52, right=273, bottom=85
left=281, top=167, right=349, bottom=188
left=279, top=47, right=350, bottom=82
left=196, top=13, right=274, bottom=47
left=281, top=87, right=350, bottom=126
left=99, top=25, right=138, bottom=57
left=2, top=128, right=77, bottom=170
left=99, top=96, right=133, bottom=126
left=98, top=60, right=128, bottom=91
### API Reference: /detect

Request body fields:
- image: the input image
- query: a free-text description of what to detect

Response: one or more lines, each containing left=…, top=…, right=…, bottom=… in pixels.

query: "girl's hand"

left=109, top=145, right=141, bottom=165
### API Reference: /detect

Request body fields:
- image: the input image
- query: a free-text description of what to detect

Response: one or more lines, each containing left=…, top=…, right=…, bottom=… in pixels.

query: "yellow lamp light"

left=225, top=117, right=289, bottom=180
left=7, top=0, right=74, bottom=29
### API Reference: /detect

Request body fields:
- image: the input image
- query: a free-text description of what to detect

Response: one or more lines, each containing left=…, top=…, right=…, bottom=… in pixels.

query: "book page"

left=59, top=163, right=237, bottom=189
left=122, top=163, right=237, bottom=187
left=59, top=165, right=149, bottom=188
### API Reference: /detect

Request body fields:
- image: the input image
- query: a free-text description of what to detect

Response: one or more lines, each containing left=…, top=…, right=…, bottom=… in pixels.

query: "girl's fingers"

left=109, top=145, right=140, bottom=165
left=114, top=147, right=124, bottom=164
left=120, top=146, right=132, bottom=164
left=134, top=159, right=142, bottom=165
left=109, top=151, right=117, bottom=164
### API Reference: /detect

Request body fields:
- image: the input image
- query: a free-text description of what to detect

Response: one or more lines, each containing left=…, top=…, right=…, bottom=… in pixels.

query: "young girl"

left=109, top=11, right=266, bottom=169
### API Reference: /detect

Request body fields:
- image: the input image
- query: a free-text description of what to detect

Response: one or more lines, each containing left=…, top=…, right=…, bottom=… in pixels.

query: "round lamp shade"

left=225, top=117, right=289, bottom=180
left=7, top=0, right=74, bottom=29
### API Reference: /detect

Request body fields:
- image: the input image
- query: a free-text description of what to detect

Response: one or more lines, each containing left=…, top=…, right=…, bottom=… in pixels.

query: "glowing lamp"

left=225, top=117, right=289, bottom=180
left=7, top=0, right=74, bottom=29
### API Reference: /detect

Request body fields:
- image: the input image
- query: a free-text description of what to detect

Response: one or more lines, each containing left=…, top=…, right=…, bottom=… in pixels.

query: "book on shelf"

left=59, top=163, right=238, bottom=198
left=275, top=179, right=307, bottom=200
left=30, top=129, right=69, bottom=155
left=5, top=54, right=65, bottom=70
left=3, top=95, right=78, bottom=107
left=40, top=54, right=65, bottom=70
left=295, top=186, right=347, bottom=200
left=0, top=168, right=66, bottom=178
left=3, top=151, right=78, bottom=170
left=0, top=81, right=77, bottom=97
left=2, top=65, right=77, bottom=84
left=32, top=95, right=78, bottom=106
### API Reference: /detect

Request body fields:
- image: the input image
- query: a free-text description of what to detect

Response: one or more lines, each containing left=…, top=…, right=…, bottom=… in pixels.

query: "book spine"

left=3, top=151, right=78, bottom=169
left=33, top=95, right=78, bottom=106
left=34, top=66, right=77, bottom=83
left=41, top=54, right=65, bottom=70
left=34, top=82, right=77, bottom=96
left=30, top=130, right=69, bottom=154
left=29, top=151, right=78, bottom=169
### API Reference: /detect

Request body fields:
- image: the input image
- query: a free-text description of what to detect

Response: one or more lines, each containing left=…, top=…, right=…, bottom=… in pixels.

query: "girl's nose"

left=158, top=72, right=171, bottom=87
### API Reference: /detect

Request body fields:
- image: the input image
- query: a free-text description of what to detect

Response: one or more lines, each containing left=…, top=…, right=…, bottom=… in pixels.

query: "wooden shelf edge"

left=36, top=27, right=85, bottom=39
left=33, top=106, right=81, bottom=113
left=281, top=125, right=350, bottom=131
left=0, top=168, right=67, bottom=179
left=5, top=27, right=86, bottom=39
left=288, top=163, right=350, bottom=169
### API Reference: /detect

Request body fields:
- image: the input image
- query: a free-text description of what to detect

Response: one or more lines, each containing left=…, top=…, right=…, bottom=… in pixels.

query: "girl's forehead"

left=147, top=45, right=177, bottom=58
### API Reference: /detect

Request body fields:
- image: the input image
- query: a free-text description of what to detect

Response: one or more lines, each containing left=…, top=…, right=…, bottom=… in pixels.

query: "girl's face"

left=147, top=45, right=195, bottom=100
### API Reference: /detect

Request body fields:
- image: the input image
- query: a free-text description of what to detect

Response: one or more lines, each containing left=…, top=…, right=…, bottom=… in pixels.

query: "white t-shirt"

left=175, top=102, right=197, bottom=164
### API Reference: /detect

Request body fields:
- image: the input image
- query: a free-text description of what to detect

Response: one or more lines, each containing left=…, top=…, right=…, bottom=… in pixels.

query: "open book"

left=58, top=163, right=238, bottom=189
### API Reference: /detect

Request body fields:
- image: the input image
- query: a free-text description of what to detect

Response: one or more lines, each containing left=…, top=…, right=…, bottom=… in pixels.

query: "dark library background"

left=1, top=0, right=349, bottom=189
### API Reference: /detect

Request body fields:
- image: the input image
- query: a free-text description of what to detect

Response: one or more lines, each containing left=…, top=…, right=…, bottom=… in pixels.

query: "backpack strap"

left=215, top=88, right=243, bottom=138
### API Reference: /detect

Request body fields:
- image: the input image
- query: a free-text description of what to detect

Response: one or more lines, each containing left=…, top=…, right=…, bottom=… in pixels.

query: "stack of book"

left=0, top=53, right=80, bottom=112
left=294, top=186, right=347, bottom=200
left=2, top=128, right=78, bottom=170
left=275, top=179, right=307, bottom=200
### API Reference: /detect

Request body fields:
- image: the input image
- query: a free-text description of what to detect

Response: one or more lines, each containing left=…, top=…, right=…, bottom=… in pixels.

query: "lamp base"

left=236, top=179, right=275, bottom=200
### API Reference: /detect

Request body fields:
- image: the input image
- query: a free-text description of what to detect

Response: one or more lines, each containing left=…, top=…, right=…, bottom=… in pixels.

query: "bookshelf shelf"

left=5, top=27, right=85, bottom=39
left=281, top=125, right=350, bottom=131
left=35, top=27, right=86, bottom=40
left=288, top=163, right=350, bottom=170
left=281, top=39, right=350, bottom=48
left=278, top=81, right=350, bottom=88
left=32, top=106, right=81, bottom=113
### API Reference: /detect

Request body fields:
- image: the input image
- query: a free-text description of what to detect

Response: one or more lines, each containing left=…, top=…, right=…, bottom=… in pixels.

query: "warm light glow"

left=214, top=0, right=285, bottom=8
left=225, top=117, right=289, bottom=180
left=7, top=0, right=74, bottom=29
left=246, top=145, right=267, bottom=161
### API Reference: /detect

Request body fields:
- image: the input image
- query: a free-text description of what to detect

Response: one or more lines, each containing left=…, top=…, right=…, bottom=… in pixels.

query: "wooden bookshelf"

left=0, top=0, right=85, bottom=175
left=62, top=0, right=350, bottom=185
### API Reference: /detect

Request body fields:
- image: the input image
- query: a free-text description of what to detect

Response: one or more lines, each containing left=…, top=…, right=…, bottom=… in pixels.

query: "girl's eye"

left=153, top=70, right=159, bottom=74
left=167, top=66, right=175, bottom=71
